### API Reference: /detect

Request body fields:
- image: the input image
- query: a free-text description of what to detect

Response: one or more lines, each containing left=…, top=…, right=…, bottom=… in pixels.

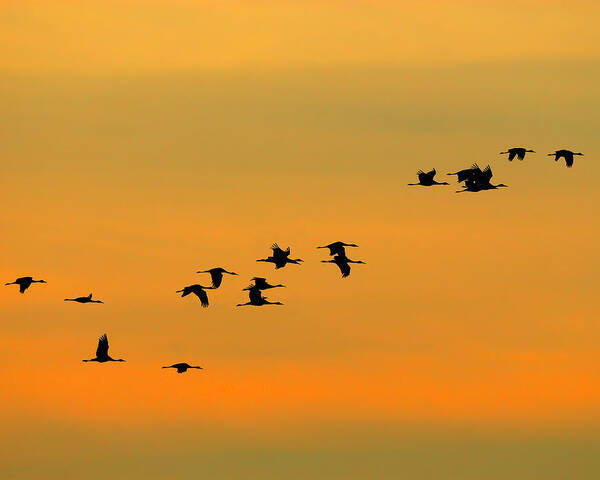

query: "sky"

left=2, top=1, right=600, bottom=479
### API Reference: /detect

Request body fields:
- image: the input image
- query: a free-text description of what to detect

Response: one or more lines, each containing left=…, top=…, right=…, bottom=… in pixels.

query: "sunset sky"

left=2, top=1, right=600, bottom=479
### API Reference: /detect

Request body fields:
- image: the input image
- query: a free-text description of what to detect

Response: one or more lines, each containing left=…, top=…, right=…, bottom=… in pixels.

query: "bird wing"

left=336, top=259, right=351, bottom=278
left=565, top=153, right=574, bottom=167
left=193, top=288, right=209, bottom=307
left=96, top=334, right=109, bottom=358
left=508, top=151, right=516, bottom=161
left=480, top=165, right=493, bottom=183
left=210, top=270, right=223, bottom=288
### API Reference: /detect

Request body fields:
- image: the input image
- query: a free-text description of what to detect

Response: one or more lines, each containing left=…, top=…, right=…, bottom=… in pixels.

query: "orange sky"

left=2, top=1, right=600, bottom=479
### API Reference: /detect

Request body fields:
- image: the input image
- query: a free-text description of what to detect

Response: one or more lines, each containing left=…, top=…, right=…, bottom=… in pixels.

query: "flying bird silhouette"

left=447, top=164, right=483, bottom=183
left=196, top=267, right=237, bottom=288
left=408, top=168, right=449, bottom=186
left=237, top=285, right=283, bottom=307
left=82, top=334, right=125, bottom=363
left=64, top=293, right=103, bottom=304
left=243, top=277, right=285, bottom=290
left=256, top=244, right=303, bottom=269
left=176, top=284, right=214, bottom=307
left=162, top=363, right=203, bottom=374
left=5, top=276, right=46, bottom=293
left=321, top=255, right=365, bottom=278
left=317, top=241, right=359, bottom=257
left=500, top=147, right=535, bottom=161
left=548, top=149, right=583, bottom=168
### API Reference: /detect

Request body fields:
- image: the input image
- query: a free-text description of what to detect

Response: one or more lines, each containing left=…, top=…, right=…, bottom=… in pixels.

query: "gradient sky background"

left=2, top=1, right=600, bottom=479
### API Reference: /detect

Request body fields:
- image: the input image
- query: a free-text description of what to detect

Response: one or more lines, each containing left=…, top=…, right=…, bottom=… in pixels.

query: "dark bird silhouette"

left=243, top=277, right=285, bottom=290
left=196, top=267, right=237, bottom=288
left=548, top=149, right=583, bottom=168
left=237, top=285, right=283, bottom=307
left=82, top=334, right=125, bottom=363
left=176, top=284, right=214, bottom=307
left=317, top=241, right=359, bottom=257
left=5, top=276, right=46, bottom=293
left=321, top=255, right=365, bottom=278
left=500, top=147, right=535, bottom=161
left=256, top=244, right=303, bottom=269
left=447, top=164, right=482, bottom=183
left=408, top=168, right=449, bottom=186
left=162, top=363, right=203, bottom=374
left=64, top=293, right=103, bottom=304
left=456, top=169, right=508, bottom=193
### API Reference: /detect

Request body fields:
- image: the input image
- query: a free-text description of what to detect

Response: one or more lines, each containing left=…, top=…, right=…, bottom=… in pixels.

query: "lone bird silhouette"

left=5, top=276, right=46, bottom=293
left=237, top=285, right=283, bottom=307
left=162, top=363, right=203, bottom=374
left=408, top=168, right=449, bottom=186
left=196, top=267, right=237, bottom=288
left=257, top=244, right=303, bottom=269
left=548, top=149, right=583, bottom=168
left=64, top=293, right=103, bottom=304
left=176, top=284, right=213, bottom=307
left=82, top=334, right=125, bottom=363
left=317, top=241, right=359, bottom=257
left=500, top=147, right=535, bottom=161
left=321, top=255, right=365, bottom=278
left=243, top=277, right=285, bottom=290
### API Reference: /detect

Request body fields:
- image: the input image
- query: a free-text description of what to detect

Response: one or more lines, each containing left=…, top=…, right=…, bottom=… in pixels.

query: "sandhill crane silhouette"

left=256, top=244, right=303, bottom=269
left=447, top=164, right=483, bottom=183
left=500, top=147, right=535, bottom=161
left=5, top=276, right=46, bottom=293
left=64, top=293, right=103, bottom=304
left=82, top=334, right=125, bottom=363
left=408, top=168, right=449, bottom=186
left=162, top=363, right=203, bottom=374
left=176, top=284, right=214, bottom=308
left=237, top=285, right=283, bottom=307
left=317, top=241, right=358, bottom=257
left=243, top=277, right=285, bottom=290
left=548, top=149, right=583, bottom=168
left=196, top=267, right=237, bottom=288
left=321, top=255, right=365, bottom=278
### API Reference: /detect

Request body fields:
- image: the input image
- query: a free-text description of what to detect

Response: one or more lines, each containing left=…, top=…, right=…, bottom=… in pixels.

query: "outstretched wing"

left=508, top=150, right=516, bottom=161
left=96, top=334, right=109, bottom=357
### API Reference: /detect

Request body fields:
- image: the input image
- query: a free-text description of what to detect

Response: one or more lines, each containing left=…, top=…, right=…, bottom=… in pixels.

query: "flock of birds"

left=5, top=146, right=585, bottom=371
left=409, top=148, right=584, bottom=191
left=5, top=242, right=366, bottom=371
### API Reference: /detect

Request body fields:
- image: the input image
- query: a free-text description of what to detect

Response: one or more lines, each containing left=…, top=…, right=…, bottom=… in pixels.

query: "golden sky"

left=2, top=1, right=600, bottom=478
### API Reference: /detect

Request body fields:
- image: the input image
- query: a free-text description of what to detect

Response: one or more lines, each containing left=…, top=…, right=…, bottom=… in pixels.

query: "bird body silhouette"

left=5, top=276, right=46, bottom=293
left=64, top=293, right=103, bottom=304
left=257, top=244, right=303, bottom=269
left=243, top=277, right=285, bottom=290
left=321, top=255, right=365, bottom=278
left=83, top=334, right=125, bottom=363
left=317, top=241, right=358, bottom=257
left=237, top=285, right=283, bottom=306
left=408, top=168, right=449, bottom=186
left=176, top=284, right=213, bottom=307
left=162, top=363, right=203, bottom=373
left=500, top=147, right=535, bottom=161
left=548, top=149, right=583, bottom=168
left=196, top=267, right=237, bottom=288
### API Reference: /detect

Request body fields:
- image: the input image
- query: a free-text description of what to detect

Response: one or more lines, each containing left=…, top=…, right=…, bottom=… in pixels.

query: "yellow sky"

left=2, top=1, right=600, bottom=479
